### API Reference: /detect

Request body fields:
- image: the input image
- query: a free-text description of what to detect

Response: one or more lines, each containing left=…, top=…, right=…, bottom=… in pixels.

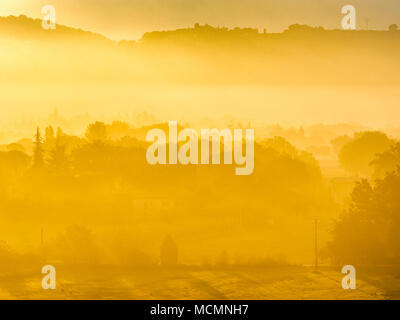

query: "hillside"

left=0, top=15, right=109, bottom=43
left=1, top=15, right=400, bottom=85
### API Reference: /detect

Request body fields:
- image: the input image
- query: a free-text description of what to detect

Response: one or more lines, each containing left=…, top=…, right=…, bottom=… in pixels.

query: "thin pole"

left=314, top=218, right=318, bottom=270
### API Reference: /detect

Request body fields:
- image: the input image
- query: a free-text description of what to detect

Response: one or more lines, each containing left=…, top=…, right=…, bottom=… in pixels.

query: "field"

left=1, top=265, right=398, bottom=300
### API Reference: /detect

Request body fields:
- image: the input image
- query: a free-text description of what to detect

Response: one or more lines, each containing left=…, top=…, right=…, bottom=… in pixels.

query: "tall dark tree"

left=48, top=131, right=69, bottom=173
left=33, top=127, right=44, bottom=169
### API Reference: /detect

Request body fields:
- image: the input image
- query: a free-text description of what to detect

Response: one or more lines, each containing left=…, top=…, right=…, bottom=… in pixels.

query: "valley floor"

left=0, top=265, right=398, bottom=300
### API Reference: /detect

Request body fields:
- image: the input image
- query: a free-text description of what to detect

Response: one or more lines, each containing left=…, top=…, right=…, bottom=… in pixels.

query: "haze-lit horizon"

left=1, top=0, right=400, bottom=40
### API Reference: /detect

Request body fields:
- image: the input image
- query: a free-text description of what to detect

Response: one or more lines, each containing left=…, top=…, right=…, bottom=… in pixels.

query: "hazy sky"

left=1, top=0, right=399, bottom=39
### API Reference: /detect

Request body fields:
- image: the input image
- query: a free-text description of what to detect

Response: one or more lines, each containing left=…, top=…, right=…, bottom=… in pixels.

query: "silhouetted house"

left=160, top=235, right=178, bottom=266
left=132, top=195, right=175, bottom=214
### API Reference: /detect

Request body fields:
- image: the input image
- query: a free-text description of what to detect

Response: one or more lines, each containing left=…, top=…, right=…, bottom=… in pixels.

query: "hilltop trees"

left=32, top=127, right=44, bottom=169
left=29, top=122, right=131, bottom=175
left=45, top=126, right=55, bottom=146
left=30, top=126, right=72, bottom=174
left=85, top=122, right=108, bottom=143
left=330, top=138, right=400, bottom=265
left=370, top=142, right=400, bottom=179
left=287, top=24, right=324, bottom=32
left=331, top=134, right=352, bottom=155
left=329, top=169, right=400, bottom=265
left=0, top=150, right=30, bottom=194
left=338, top=131, right=392, bottom=176
left=47, top=129, right=70, bottom=173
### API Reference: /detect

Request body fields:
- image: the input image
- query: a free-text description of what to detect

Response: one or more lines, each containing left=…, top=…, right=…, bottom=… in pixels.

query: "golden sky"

left=1, top=0, right=400, bottom=40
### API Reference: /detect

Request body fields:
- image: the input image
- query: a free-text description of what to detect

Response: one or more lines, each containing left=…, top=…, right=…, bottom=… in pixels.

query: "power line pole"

left=314, top=218, right=319, bottom=271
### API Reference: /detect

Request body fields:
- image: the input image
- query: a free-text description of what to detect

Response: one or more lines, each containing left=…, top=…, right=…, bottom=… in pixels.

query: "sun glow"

left=0, top=0, right=38, bottom=18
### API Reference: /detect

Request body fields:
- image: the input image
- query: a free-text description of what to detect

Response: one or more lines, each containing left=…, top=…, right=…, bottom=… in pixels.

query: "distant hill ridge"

left=1, top=15, right=400, bottom=85
left=0, top=15, right=109, bottom=43
left=2, top=15, right=399, bottom=44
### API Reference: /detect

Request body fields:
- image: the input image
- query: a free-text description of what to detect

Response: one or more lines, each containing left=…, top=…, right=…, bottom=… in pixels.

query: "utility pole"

left=314, top=218, right=319, bottom=271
